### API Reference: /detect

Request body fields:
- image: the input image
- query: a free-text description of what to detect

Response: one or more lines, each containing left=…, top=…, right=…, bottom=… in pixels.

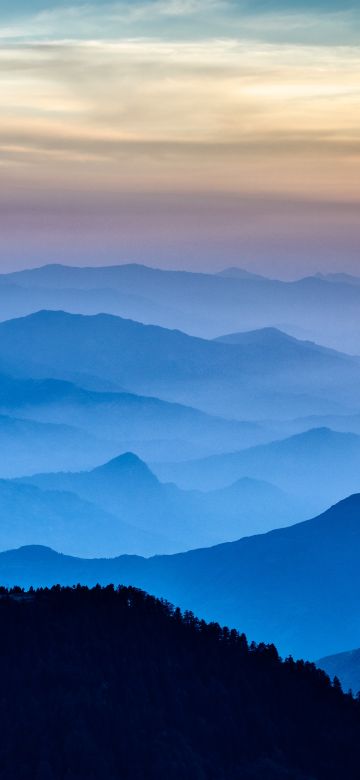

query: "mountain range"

left=0, top=477, right=161, bottom=557
left=1, top=262, right=360, bottom=352
left=2, top=494, right=360, bottom=659
left=11, top=452, right=307, bottom=556
left=0, top=310, right=358, bottom=419
left=0, top=412, right=110, bottom=477
left=0, top=265, right=360, bottom=672
left=153, top=427, right=360, bottom=513
left=0, top=372, right=265, bottom=466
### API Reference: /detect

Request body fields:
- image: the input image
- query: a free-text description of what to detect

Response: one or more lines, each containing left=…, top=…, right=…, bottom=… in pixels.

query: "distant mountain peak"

left=96, top=451, right=144, bottom=469
left=91, top=452, right=159, bottom=485
left=213, top=326, right=311, bottom=348
left=4, top=545, right=61, bottom=560
left=216, top=267, right=266, bottom=281
left=295, top=426, right=357, bottom=442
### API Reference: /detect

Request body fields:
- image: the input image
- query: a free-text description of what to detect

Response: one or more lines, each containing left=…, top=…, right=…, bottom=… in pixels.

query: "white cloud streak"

left=0, top=0, right=359, bottom=44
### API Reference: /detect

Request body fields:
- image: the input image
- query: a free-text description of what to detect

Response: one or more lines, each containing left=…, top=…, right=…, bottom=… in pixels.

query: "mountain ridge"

left=0, top=371, right=265, bottom=461
left=14, top=450, right=307, bottom=554
left=0, top=309, right=357, bottom=420
left=2, top=494, right=360, bottom=658
left=153, top=427, right=360, bottom=509
left=0, top=583, right=359, bottom=780
left=1, top=262, right=360, bottom=351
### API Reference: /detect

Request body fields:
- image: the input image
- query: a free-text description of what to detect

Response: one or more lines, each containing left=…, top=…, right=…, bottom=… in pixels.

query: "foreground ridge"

left=0, top=584, right=359, bottom=780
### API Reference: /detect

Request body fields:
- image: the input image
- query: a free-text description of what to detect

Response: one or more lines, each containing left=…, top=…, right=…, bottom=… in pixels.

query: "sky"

left=0, top=0, right=359, bottom=276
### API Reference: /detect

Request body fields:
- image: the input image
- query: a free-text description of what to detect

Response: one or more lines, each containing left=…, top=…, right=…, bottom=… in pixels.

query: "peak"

left=98, top=452, right=144, bottom=469
left=92, top=453, right=158, bottom=483
left=5, top=545, right=60, bottom=559
left=301, top=426, right=334, bottom=437
left=6, top=310, right=118, bottom=326
left=246, top=327, right=295, bottom=341
left=277, top=427, right=359, bottom=449
left=214, top=327, right=299, bottom=346
left=17, top=310, right=75, bottom=321
left=219, top=476, right=282, bottom=495
left=299, top=427, right=354, bottom=440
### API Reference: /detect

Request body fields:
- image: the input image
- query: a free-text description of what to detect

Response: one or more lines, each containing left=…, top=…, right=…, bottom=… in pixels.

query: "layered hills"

left=0, top=310, right=358, bottom=419
left=3, top=494, right=360, bottom=659
left=13, top=452, right=306, bottom=555
left=1, top=262, right=360, bottom=351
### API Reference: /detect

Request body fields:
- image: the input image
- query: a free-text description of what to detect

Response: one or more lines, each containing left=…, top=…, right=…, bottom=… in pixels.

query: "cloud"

left=1, top=38, right=359, bottom=151
left=0, top=1, right=359, bottom=275
left=0, top=1, right=227, bottom=42
left=0, top=1, right=359, bottom=44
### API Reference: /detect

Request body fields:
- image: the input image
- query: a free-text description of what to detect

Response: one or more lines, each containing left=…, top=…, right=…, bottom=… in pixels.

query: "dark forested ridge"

left=0, top=585, right=359, bottom=780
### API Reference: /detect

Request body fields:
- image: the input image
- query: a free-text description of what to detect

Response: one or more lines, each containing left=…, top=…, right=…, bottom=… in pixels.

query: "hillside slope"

left=0, top=585, right=359, bottom=780
left=3, top=495, right=360, bottom=658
